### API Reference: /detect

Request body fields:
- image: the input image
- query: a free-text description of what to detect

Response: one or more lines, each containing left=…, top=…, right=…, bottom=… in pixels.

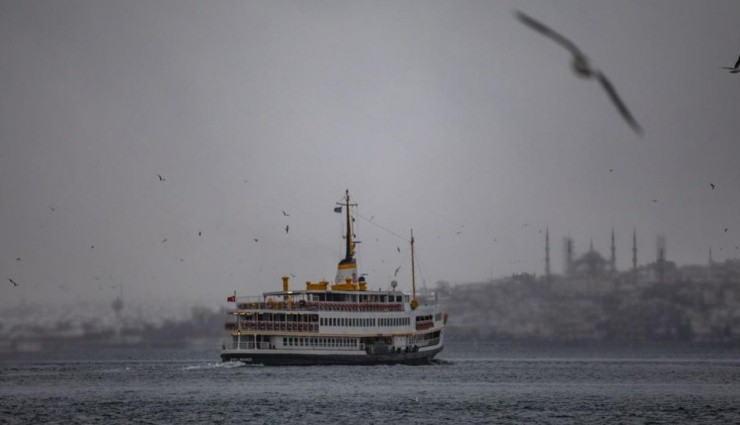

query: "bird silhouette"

left=285, top=225, right=289, bottom=234
left=397, top=246, right=401, bottom=253
left=198, top=231, right=202, bottom=236
left=394, top=266, right=401, bottom=277
left=161, top=238, right=167, bottom=243
left=721, top=54, right=740, bottom=73
left=282, top=210, right=290, bottom=216
left=8, top=278, right=18, bottom=287
left=710, top=183, right=715, bottom=190
left=157, top=174, right=166, bottom=181
left=515, top=10, right=642, bottom=134
left=16, top=257, right=20, bottom=262
left=254, top=238, right=259, bottom=242
left=49, top=206, right=55, bottom=212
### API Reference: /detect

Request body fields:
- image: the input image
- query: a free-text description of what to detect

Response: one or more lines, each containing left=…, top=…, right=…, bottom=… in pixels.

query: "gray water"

left=1, top=340, right=739, bottom=424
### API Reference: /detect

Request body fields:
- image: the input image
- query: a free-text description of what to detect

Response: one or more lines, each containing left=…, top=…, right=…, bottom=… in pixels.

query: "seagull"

left=8, top=278, right=18, bottom=287
left=515, top=10, right=642, bottom=134
left=721, top=54, right=740, bottom=73
left=198, top=231, right=202, bottom=236
left=90, top=245, right=94, bottom=249
left=49, top=206, right=55, bottom=212
left=16, top=257, right=20, bottom=262
left=710, top=183, right=715, bottom=190
left=394, top=266, right=401, bottom=277
left=282, top=210, right=290, bottom=217
left=285, top=225, right=289, bottom=234
left=397, top=246, right=401, bottom=253
left=161, top=238, right=167, bottom=243
left=254, top=238, right=259, bottom=242
left=157, top=174, right=166, bottom=182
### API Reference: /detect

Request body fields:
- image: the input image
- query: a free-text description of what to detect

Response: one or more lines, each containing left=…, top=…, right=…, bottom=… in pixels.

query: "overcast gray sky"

left=2, top=0, right=740, bottom=311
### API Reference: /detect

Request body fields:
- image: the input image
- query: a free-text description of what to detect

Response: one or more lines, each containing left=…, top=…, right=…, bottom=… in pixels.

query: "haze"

left=2, top=0, right=740, bottom=316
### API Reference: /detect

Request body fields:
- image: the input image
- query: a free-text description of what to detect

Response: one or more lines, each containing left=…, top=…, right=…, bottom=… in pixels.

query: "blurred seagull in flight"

left=721, top=54, right=740, bottom=73
left=515, top=10, right=643, bottom=135
left=8, top=278, right=18, bottom=287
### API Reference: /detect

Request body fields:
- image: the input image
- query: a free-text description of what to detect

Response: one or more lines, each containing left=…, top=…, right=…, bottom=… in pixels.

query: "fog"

left=2, top=0, right=740, bottom=319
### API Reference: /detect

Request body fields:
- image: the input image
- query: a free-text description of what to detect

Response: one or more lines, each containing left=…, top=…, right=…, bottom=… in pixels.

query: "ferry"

left=221, top=190, right=446, bottom=365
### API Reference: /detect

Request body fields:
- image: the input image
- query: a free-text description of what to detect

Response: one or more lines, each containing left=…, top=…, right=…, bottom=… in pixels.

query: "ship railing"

left=313, top=302, right=405, bottom=312
left=418, top=337, right=440, bottom=347
left=236, top=300, right=405, bottom=312
left=235, top=322, right=319, bottom=333
left=415, top=320, right=434, bottom=331
left=230, top=342, right=274, bottom=350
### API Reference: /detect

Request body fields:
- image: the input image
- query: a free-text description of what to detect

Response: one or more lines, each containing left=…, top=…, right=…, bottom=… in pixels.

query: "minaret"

left=657, top=234, right=666, bottom=284
left=564, top=237, right=574, bottom=276
left=610, top=228, right=616, bottom=275
left=632, top=227, right=638, bottom=283
left=545, top=228, right=551, bottom=281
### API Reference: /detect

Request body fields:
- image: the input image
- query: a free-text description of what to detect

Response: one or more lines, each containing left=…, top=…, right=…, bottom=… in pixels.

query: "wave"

left=182, top=361, right=249, bottom=371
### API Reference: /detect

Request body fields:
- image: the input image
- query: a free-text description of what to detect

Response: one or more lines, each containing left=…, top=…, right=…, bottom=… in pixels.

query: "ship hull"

left=221, top=346, right=443, bottom=366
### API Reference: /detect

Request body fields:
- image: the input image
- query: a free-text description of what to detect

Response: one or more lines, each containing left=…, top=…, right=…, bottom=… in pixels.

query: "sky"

left=2, top=0, right=740, bottom=313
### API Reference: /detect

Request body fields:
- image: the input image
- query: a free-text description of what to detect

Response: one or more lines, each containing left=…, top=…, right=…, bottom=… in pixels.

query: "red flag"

left=227, top=294, right=236, bottom=302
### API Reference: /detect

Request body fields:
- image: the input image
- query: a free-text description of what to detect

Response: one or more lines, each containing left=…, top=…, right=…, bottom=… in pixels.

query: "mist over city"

left=2, top=0, right=740, bottom=352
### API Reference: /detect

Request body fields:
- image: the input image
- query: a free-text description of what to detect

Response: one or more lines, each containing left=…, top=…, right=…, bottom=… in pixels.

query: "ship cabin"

left=224, top=276, right=444, bottom=354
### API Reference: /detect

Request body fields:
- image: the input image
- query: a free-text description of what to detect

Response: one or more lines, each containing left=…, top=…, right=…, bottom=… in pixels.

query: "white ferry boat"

left=221, top=191, right=446, bottom=365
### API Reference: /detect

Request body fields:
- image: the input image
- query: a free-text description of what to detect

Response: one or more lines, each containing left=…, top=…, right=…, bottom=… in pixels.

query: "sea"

left=1, top=340, right=739, bottom=424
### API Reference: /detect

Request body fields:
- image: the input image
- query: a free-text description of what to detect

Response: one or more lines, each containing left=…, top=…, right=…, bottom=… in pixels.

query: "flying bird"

left=710, top=183, right=715, bottom=190
left=161, top=238, right=167, bottom=243
left=254, top=238, right=259, bottom=242
left=157, top=174, right=166, bottom=182
left=515, top=10, right=643, bottom=134
left=8, top=278, right=18, bottom=287
left=198, top=231, right=202, bottom=236
left=49, top=206, right=55, bottom=212
left=90, top=245, right=94, bottom=249
left=721, top=54, right=740, bottom=73
left=16, top=257, right=20, bottom=262
left=282, top=210, right=290, bottom=216
left=397, top=246, right=401, bottom=253
left=285, top=225, right=289, bottom=234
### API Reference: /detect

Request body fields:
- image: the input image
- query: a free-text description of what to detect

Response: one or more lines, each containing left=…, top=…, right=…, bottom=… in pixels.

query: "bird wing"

left=734, top=54, right=740, bottom=69
left=515, top=10, right=586, bottom=58
left=595, top=71, right=643, bottom=135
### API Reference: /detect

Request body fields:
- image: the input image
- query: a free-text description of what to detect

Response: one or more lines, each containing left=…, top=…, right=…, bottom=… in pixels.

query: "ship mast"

left=410, top=229, right=418, bottom=310
left=334, top=189, right=359, bottom=285
left=344, top=189, right=353, bottom=261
